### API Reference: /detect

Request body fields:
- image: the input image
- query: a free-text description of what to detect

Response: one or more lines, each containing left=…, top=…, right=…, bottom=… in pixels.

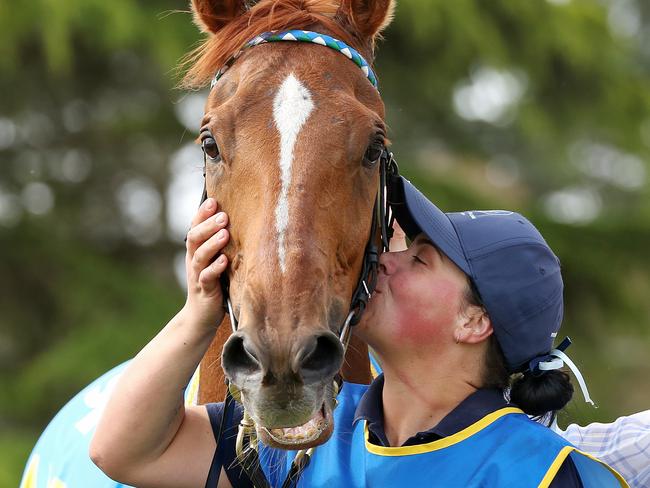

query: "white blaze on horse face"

left=272, top=73, right=315, bottom=273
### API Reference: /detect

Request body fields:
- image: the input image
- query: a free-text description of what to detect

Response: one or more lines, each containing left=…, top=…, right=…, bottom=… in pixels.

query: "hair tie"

left=527, top=337, right=595, bottom=406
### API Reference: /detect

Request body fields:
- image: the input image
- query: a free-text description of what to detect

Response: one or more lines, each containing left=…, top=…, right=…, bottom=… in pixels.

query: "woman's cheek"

left=393, top=279, right=461, bottom=344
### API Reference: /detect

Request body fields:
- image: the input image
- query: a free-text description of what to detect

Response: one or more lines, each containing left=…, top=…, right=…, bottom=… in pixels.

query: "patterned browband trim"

left=211, top=30, right=379, bottom=90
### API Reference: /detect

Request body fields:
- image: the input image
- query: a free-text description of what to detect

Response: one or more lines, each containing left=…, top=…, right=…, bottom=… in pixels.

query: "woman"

left=90, top=176, right=627, bottom=487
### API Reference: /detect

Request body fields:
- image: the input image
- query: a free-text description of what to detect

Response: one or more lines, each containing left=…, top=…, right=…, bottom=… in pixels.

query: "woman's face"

left=355, top=233, right=470, bottom=355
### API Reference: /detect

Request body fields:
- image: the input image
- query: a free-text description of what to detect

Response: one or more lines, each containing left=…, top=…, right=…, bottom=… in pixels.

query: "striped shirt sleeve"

left=554, top=410, right=650, bottom=487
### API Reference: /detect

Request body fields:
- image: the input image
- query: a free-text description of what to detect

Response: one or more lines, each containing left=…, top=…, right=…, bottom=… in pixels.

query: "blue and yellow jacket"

left=255, top=382, right=627, bottom=488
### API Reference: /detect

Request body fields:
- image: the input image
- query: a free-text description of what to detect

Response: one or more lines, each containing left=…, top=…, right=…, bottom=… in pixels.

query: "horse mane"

left=180, top=0, right=370, bottom=89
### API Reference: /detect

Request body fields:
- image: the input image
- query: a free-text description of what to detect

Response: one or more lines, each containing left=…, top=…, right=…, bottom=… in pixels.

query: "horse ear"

left=340, top=0, right=395, bottom=42
left=191, top=0, right=254, bottom=34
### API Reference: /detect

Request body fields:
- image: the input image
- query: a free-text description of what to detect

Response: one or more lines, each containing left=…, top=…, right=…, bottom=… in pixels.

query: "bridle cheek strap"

left=347, top=148, right=398, bottom=328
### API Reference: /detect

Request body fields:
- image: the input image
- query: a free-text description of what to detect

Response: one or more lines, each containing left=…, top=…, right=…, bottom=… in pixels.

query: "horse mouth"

left=258, top=402, right=333, bottom=449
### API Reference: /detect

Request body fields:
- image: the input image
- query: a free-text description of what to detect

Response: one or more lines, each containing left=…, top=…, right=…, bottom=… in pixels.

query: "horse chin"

left=257, top=402, right=334, bottom=450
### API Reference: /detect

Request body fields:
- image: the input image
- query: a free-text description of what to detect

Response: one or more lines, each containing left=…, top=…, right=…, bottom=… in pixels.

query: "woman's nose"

left=379, top=249, right=399, bottom=274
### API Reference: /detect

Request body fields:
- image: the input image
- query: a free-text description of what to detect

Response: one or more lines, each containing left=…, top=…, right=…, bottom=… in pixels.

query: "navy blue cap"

left=389, top=176, right=564, bottom=373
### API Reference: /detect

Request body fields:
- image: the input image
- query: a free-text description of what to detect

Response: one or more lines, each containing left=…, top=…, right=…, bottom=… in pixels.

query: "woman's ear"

left=191, top=0, right=252, bottom=34
left=456, top=307, right=493, bottom=345
left=338, top=0, right=395, bottom=49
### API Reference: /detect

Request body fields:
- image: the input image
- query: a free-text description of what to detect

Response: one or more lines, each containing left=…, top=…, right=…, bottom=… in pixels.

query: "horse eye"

left=363, top=142, right=384, bottom=168
left=201, top=136, right=220, bottom=161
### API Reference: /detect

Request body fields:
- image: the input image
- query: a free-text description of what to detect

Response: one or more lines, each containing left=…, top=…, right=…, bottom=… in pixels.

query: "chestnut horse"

left=21, top=0, right=394, bottom=486
left=187, top=0, right=395, bottom=451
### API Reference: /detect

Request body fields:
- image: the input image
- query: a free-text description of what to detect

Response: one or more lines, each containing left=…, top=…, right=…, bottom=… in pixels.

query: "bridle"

left=197, top=29, right=399, bottom=488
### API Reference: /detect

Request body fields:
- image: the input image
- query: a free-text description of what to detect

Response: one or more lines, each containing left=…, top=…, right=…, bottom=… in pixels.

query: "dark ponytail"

left=510, top=370, right=574, bottom=417
left=466, top=278, right=575, bottom=418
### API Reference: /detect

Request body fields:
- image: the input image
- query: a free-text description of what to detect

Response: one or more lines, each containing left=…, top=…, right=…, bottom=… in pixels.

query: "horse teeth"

left=263, top=409, right=329, bottom=445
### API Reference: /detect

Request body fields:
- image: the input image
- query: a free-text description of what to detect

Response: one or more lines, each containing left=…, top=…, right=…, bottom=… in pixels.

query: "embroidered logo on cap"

left=460, top=210, right=514, bottom=220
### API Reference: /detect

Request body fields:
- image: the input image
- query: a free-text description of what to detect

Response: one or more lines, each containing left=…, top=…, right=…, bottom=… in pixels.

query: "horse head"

left=185, top=0, right=394, bottom=449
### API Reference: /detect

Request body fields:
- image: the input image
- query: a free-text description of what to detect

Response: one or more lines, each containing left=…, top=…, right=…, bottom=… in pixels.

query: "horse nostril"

left=298, top=332, right=344, bottom=384
left=222, top=333, right=262, bottom=384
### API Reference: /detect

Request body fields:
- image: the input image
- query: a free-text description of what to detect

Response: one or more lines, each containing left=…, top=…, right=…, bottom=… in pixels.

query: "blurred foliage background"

left=1, top=0, right=649, bottom=486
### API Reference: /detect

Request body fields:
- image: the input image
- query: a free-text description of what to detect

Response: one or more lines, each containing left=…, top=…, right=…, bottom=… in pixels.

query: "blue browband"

left=211, top=29, right=378, bottom=89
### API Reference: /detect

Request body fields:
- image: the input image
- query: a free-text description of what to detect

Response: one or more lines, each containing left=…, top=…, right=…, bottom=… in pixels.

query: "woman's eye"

left=201, top=137, right=220, bottom=161
left=412, top=255, right=427, bottom=265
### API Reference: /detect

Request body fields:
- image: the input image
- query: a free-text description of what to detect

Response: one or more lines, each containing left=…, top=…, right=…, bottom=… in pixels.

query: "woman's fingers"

left=185, top=198, right=230, bottom=294
left=190, top=198, right=217, bottom=227
left=191, top=228, right=229, bottom=275
left=198, top=254, right=228, bottom=294
left=183, top=198, right=230, bottom=328
left=186, top=210, right=229, bottom=255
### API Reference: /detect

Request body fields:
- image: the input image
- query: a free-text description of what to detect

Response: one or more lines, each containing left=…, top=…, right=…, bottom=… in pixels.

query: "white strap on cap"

left=537, top=348, right=595, bottom=406
left=537, top=357, right=563, bottom=371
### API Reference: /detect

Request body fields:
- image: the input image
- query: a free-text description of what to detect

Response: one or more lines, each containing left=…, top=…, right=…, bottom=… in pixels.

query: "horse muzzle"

left=221, top=329, right=343, bottom=449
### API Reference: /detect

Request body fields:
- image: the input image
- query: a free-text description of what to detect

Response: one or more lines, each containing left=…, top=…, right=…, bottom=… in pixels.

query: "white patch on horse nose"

left=272, top=73, right=315, bottom=273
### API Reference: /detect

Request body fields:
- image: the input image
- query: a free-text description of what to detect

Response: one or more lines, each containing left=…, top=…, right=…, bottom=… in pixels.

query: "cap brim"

left=389, top=176, right=471, bottom=276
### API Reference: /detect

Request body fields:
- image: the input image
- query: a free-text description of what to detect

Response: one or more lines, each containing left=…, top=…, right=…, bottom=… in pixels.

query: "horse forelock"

left=180, top=0, right=372, bottom=89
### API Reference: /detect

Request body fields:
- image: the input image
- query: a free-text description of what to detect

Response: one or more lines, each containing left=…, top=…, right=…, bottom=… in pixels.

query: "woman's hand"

left=183, top=197, right=230, bottom=329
